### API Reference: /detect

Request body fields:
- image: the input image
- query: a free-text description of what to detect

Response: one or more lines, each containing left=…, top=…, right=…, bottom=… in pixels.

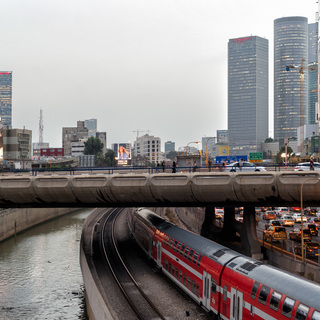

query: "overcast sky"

left=1, top=0, right=318, bottom=150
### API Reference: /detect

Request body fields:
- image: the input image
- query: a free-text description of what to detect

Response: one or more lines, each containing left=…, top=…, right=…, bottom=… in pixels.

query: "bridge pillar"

left=200, top=207, right=216, bottom=238
left=240, top=207, right=263, bottom=260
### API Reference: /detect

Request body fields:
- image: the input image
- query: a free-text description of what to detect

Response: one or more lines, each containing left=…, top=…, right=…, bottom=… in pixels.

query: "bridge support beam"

left=240, top=207, right=263, bottom=260
left=201, top=206, right=262, bottom=260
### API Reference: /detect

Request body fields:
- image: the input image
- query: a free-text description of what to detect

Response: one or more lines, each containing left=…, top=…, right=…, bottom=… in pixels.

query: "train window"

left=311, top=311, right=320, bottom=320
left=175, top=268, right=179, bottom=279
left=211, top=279, right=217, bottom=295
left=269, top=291, right=282, bottom=311
left=197, top=255, right=203, bottom=267
left=258, top=285, right=270, bottom=305
left=188, top=249, right=194, bottom=261
left=172, top=265, right=175, bottom=276
left=184, top=247, right=190, bottom=258
left=294, top=303, right=310, bottom=320
left=170, top=238, right=174, bottom=248
left=169, top=262, right=171, bottom=274
left=196, top=284, right=199, bottom=297
left=165, top=236, right=169, bottom=246
left=191, top=280, right=195, bottom=294
left=281, top=297, right=295, bottom=319
left=180, top=245, right=186, bottom=255
left=193, top=252, right=199, bottom=264
left=183, top=274, right=186, bottom=286
left=173, top=240, right=178, bottom=251
left=179, top=271, right=183, bottom=283
left=223, top=286, right=227, bottom=301
left=251, top=281, right=260, bottom=299
left=177, top=242, right=182, bottom=252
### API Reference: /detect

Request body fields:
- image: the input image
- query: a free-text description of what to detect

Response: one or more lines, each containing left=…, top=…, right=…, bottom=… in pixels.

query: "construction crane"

left=286, top=59, right=316, bottom=153
left=133, top=129, right=150, bottom=139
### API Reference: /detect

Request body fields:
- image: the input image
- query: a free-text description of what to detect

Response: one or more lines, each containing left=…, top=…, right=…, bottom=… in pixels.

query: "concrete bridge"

left=1, top=171, right=320, bottom=258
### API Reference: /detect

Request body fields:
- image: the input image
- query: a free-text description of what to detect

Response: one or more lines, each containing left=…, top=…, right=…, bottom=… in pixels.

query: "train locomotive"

left=128, top=207, right=320, bottom=320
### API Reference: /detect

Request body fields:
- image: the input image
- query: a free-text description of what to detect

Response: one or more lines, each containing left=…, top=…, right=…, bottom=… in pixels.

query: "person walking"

left=208, top=158, right=212, bottom=172
left=193, top=161, right=197, bottom=173
left=162, top=160, right=166, bottom=172
left=172, top=161, right=177, bottom=173
left=310, top=157, right=315, bottom=171
left=239, top=159, right=243, bottom=172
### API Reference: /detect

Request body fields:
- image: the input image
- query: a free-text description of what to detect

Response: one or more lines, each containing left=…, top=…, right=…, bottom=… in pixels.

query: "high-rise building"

left=228, top=36, right=268, bottom=155
left=164, top=141, right=175, bottom=154
left=62, top=121, right=88, bottom=156
left=84, top=119, right=97, bottom=137
left=134, top=134, right=161, bottom=164
left=308, top=22, right=318, bottom=124
left=274, top=16, right=309, bottom=140
left=217, top=130, right=228, bottom=144
left=0, top=72, right=12, bottom=127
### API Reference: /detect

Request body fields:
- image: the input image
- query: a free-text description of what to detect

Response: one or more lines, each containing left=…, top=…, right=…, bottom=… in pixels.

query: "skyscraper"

left=228, top=36, right=268, bottom=155
left=274, top=17, right=308, bottom=140
left=308, top=22, right=318, bottom=124
left=0, top=72, right=12, bottom=127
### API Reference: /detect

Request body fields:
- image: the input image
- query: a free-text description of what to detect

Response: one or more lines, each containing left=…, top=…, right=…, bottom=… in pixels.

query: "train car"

left=128, top=208, right=320, bottom=320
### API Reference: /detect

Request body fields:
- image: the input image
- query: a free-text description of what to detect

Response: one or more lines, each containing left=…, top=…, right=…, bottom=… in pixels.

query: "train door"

left=202, top=271, right=211, bottom=310
left=156, top=242, right=162, bottom=267
left=230, top=287, right=243, bottom=320
left=148, top=235, right=153, bottom=258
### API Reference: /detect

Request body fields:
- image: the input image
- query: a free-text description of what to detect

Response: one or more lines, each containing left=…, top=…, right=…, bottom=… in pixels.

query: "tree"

left=104, top=149, right=117, bottom=167
left=264, top=137, right=274, bottom=143
left=84, top=137, right=103, bottom=155
left=276, top=146, right=293, bottom=163
left=166, top=151, right=179, bottom=160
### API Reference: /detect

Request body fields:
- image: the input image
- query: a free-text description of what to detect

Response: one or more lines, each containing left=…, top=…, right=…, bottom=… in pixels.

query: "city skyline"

left=1, top=1, right=317, bottom=150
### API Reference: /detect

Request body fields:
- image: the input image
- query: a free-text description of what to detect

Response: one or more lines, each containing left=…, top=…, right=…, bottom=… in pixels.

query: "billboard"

left=218, top=146, right=229, bottom=156
left=114, top=143, right=131, bottom=164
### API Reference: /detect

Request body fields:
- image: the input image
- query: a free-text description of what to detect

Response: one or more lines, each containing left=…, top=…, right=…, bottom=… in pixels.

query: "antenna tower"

left=39, top=108, right=44, bottom=143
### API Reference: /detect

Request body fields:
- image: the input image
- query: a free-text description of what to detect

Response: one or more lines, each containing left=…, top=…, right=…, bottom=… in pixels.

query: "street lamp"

left=300, top=176, right=320, bottom=263
left=186, top=141, right=200, bottom=155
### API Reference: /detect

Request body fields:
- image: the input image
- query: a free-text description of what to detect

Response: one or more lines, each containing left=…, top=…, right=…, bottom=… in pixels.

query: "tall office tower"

left=84, top=118, right=97, bottom=137
left=164, top=141, right=175, bottom=154
left=308, top=22, right=318, bottom=124
left=0, top=72, right=12, bottom=127
left=274, top=17, right=308, bottom=140
left=228, top=36, right=268, bottom=155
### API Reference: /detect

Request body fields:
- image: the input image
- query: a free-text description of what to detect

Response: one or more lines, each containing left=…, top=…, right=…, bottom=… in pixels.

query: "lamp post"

left=300, top=176, right=320, bottom=263
left=186, top=141, right=200, bottom=155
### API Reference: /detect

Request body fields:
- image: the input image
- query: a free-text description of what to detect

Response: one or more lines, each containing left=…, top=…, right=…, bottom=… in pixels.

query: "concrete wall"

left=0, top=207, right=79, bottom=242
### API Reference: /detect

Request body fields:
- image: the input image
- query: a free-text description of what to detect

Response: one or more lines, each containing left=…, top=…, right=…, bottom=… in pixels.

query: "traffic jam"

left=216, top=207, right=320, bottom=262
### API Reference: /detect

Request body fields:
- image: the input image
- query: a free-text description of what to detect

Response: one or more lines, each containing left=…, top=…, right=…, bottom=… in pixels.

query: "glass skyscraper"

left=274, top=17, right=308, bottom=140
left=0, top=72, right=12, bottom=127
left=228, top=36, right=268, bottom=155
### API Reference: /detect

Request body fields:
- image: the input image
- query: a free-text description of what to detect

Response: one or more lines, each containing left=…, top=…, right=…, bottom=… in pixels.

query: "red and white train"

left=128, top=208, right=320, bottom=320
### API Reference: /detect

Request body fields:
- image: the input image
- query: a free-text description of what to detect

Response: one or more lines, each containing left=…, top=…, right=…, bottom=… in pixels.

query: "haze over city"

left=1, top=0, right=318, bottom=150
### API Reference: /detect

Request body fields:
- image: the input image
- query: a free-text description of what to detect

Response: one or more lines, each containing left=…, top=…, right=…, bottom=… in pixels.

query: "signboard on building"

left=249, top=152, right=263, bottom=163
left=216, top=155, right=248, bottom=164
left=218, top=146, right=229, bottom=156
left=114, top=143, right=131, bottom=165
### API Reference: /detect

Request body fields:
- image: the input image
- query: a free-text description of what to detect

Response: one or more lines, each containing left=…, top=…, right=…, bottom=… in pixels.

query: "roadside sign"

left=249, top=152, right=263, bottom=163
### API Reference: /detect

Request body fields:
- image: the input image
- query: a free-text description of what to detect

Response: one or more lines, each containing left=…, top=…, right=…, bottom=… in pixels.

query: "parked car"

left=262, top=211, right=277, bottom=220
left=294, top=242, right=320, bottom=259
left=294, top=162, right=320, bottom=171
left=303, top=223, right=318, bottom=236
left=279, top=215, right=295, bottom=227
left=264, top=226, right=287, bottom=242
left=264, top=219, right=281, bottom=230
left=225, top=161, right=266, bottom=172
left=289, top=228, right=312, bottom=242
left=292, top=213, right=307, bottom=223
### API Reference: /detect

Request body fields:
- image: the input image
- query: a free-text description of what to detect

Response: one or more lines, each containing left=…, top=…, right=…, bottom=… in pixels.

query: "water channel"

left=0, top=208, right=93, bottom=320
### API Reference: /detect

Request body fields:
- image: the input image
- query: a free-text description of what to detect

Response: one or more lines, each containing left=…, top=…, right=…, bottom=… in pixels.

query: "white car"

left=279, top=215, right=295, bottom=226
left=292, top=213, right=307, bottom=223
left=225, top=161, right=267, bottom=172
left=294, top=162, right=320, bottom=171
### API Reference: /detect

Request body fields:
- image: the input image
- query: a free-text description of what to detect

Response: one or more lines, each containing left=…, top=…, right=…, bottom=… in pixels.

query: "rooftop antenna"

left=39, top=108, right=44, bottom=143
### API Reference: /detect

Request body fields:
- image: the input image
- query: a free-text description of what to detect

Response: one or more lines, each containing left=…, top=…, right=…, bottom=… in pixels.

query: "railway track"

left=100, top=208, right=166, bottom=320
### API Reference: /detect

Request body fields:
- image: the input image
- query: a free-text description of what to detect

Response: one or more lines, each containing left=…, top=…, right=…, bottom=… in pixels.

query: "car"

left=279, top=215, right=295, bottom=226
left=263, top=226, right=287, bottom=242
left=264, top=219, right=281, bottom=230
left=303, top=223, right=318, bottom=236
left=235, top=216, right=243, bottom=222
left=225, top=161, right=267, bottom=172
left=292, top=213, right=307, bottom=223
left=294, top=242, right=320, bottom=259
left=294, top=161, right=320, bottom=171
left=262, top=211, right=277, bottom=220
left=215, top=208, right=224, bottom=219
left=275, top=207, right=290, bottom=217
left=310, top=217, right=320, bottom=228
left=289, top=228, right=312, bottom=241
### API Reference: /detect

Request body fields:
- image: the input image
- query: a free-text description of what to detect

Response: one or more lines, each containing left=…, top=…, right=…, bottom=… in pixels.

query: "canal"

left=0, top=208, right=93, bottom=320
